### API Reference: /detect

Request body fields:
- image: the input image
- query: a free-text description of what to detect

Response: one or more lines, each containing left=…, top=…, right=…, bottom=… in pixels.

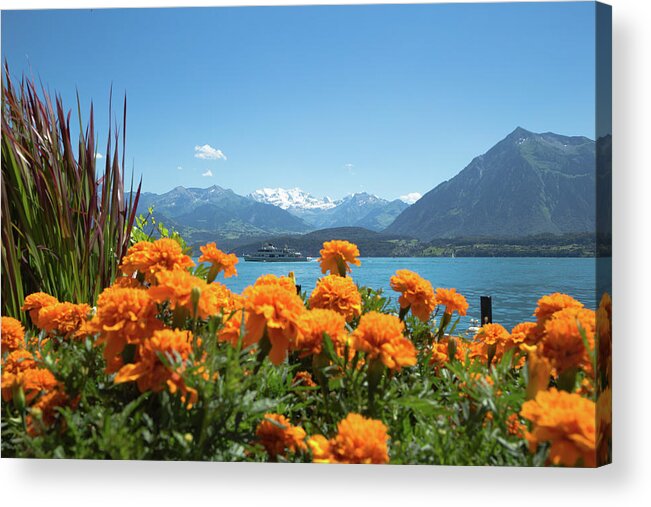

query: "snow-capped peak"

left=249, top=187, right=336, bottom=210
left=339, top=192, right=385, bottom=205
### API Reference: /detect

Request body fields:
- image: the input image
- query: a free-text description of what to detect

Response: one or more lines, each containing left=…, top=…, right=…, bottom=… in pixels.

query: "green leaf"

left=321, top=332, right=339, bottom=365
left=395, top=396, right=446, bottom=417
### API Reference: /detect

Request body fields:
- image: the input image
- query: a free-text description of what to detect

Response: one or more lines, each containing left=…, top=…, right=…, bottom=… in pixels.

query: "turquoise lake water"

left=205, top=257, right=607, bottom=330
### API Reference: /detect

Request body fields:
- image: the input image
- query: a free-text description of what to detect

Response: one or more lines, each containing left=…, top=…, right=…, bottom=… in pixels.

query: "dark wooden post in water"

left=480, top=296, right=492, bottom=325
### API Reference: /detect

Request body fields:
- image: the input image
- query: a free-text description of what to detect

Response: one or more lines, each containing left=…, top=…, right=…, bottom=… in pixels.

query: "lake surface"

left=207, top=257, right=605, bottom=330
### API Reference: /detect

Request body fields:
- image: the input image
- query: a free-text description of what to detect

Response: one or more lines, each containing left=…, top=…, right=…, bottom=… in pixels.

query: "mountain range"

left=134, top=127, right=601, bottom=251
left=135, top=185, right=309, bottom=239
left=250, top=189, right=409, bottom=231
left=132, top=186, right=409, bottom=248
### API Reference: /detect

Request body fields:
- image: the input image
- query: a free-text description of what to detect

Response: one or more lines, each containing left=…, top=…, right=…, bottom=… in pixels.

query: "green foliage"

left=1, top=65, right=141, bottom=318
left=2, top=330, right=285, bottom=461
left=387, top=359, right=538, bottom=466
left=1, top=290, right=540, bottom=464
left=131, top=207, right=190, bottom=253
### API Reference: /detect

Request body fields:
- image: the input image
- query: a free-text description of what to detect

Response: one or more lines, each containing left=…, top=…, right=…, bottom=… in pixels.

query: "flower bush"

left=0, top=239, right=611, bottom=466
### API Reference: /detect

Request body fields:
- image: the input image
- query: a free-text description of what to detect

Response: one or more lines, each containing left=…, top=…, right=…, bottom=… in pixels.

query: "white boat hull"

left=243, top=256, right=308, bottom=262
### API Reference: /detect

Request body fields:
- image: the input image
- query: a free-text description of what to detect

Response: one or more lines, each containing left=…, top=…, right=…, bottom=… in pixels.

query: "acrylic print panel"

left=0, top=1, right=611, bottom=466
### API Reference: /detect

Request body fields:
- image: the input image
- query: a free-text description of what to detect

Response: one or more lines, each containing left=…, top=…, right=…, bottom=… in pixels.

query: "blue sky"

left=1, top=3, right=596, bottom=200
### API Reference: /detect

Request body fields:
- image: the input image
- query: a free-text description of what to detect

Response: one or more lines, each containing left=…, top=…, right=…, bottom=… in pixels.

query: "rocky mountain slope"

left=385, top=127, right=597, bottom=240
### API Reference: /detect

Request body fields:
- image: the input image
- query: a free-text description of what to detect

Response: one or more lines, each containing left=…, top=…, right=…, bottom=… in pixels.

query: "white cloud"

left=194, top=144, right=227, bottom=160
left=400, top=192, right=422, bottom=204
left=202, top=170, right=214, bottom=177
left=95, top=152, right=103, bottom=159
left=177, top=166, right=183, bottom=171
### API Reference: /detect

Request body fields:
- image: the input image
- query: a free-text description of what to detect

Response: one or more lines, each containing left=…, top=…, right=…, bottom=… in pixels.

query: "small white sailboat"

left=466, top=318, right=481, bottom=336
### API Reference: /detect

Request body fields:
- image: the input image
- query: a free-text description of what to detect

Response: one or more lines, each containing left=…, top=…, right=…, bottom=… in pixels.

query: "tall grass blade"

left=1, top=64, right=140, bottom=318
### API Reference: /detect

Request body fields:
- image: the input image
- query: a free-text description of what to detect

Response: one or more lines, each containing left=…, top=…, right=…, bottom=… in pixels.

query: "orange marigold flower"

left=21, top=292, right=59, bottom=326
left=307, top=434, right=333, bottom=463
left=256, top=413, right=307, bottom=459
left=308, top=275, right=361, bottom=322
left=74, top=318, right=100, bottom=340
left=26, top=388, right=71, bottom=436
left=506, top=413, right=526, bottom=438
left=119, top=238, right=195, bottom=283
left=322, top=413, right=390, bottom=464
left=112, top=275, right=143, bottom=289
left=390, top=269, right=437, bottom=322
left=522, top=344, right=553, bottom=400
left=241, top=283, right=305, bottom=365
left=227, top=292, right=245, bottom=311
left=318, top=240, right=361, bottom=277
left=511, top=321, right=540, bottom=346
left=1, top=316, right=25, bottom=354
left=149, top=269, right=206, bottom=312
left=429, top=337, right=467, bottom=370
left=541, top=307, right=595, bottom=375
left=36, top=302, right=91, bottom=338
left=1, top=371, right=18, bottom=402
left=198, top=242, right=238, bottom=278
left=435, top=288, right=468, bottom=316
left=150, top=269, right=237, bottom=320
left=114, top=329, right=197, bottom=407
left=217, top=309, right=247, bottom=348
left=534, top=292, right=584, bottom=325
left=293, top=370, right=317, bottom=388
left=430, top=342, right=448, bottom=368
left=91, top=286, right=162, bottom=372
left=2, top=349, right=37, bottom=375
left=351, top=311, right=416, bottom=371
left=293, top=308, right=349, bottom=358
left=251, top=274, right=297, bottom=292
left=476, top=322, right=510, bottom=346
left=214, top=294, right=249, bottom=349
left=520, top=388, right=596, bottom=467
left=2, top=367, right=58, bottom=404
left=471, top=323, right=512, bottom=365
left=23, top=368, right=58, bottom=399
left=199, top=282, right=239, bottom=318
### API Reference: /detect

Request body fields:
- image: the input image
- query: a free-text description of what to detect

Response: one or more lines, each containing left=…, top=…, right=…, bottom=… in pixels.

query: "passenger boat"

left=243, top=243, right=308, bottom=262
